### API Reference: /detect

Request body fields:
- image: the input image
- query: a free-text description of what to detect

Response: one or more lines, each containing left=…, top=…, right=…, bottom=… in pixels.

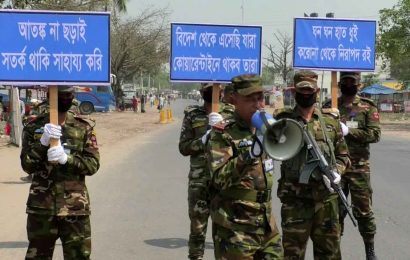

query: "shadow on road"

left=0, top=241, right=28, bottom=248
left=0, top=181, right=30, bottom=185
left=144, top=238, right=213, bottom=250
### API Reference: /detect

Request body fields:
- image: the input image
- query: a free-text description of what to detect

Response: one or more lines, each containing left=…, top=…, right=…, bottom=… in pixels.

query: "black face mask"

left=201, top=90, right=213, bottom=103
left=58, top=97, right=73, bottom=112
left=295, top=92, right=317, bottom=108
left=340, top=84, right=358, bottom=96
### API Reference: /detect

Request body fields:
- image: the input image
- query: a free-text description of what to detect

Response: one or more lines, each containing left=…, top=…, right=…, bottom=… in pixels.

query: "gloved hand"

left=322, top=170, right=341, bottom=193
left=40, top=123, right=62, bottom=146
left=208, top=112, right=223, bottom=126
left=340, top=122, right=349, bottom=136
left=47, top=145, right=68, bottom=165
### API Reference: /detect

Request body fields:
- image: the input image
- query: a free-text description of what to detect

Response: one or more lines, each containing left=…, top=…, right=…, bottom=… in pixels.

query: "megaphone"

left=251, top=110, right=304, bottom=161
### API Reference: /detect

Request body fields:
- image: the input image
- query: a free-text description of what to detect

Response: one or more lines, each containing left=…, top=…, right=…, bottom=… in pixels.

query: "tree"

left=362, top=73, right=381, bottom=88
left=110, top=8, right=170, bottom=98
left=7, top=0, right=128, bottom=12
left=264, top=31, right=294, bottom=86
left=378, top=0, right=410, bottom=81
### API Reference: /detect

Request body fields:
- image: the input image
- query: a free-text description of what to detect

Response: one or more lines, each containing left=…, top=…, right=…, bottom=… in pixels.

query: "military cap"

left=57, top=86, right=75, bottom=93
left=340, top=71, right=361, bottom=84
left=200, top=83, right=213, bottom=92
left=293, top=70, right=318, bottom=91
left=231, top=74, right=263, bottom=96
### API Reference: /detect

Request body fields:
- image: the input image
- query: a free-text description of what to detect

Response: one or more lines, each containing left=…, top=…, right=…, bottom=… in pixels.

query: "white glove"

left=40, top=123, right=62, bottom=146
left=201, top=129, right=211, bottom=145
left=208, top=112, right=223, bottom=126
left=47, top=145, right=68, bottom=165
left=340, top=122, right=349, bottom=136
left=322, top=170, right=341, bottom=193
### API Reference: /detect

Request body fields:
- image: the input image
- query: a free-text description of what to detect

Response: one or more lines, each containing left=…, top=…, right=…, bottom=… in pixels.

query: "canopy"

left=360, top=84, right=397, bottom=95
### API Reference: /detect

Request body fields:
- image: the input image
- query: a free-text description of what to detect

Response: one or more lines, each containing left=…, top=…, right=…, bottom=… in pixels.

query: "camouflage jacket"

left=206, top=113, right=279, bottom=235
left=275, top=107, right=350, bottom=202
left=178, top=103, right=235, bottom=180
left=20, top=111, right=100, bottom=216
left=32, top=99, right=80, bottom=116
left=323, top=96, right=381, bottom=161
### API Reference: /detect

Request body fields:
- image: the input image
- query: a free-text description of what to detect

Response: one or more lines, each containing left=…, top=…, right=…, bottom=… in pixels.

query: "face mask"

left=201, top=90, right=213, bottom=103
left=295, top=92, right=317, bottom=108
left=58, top=97, right=73, bottom=112
left=340, top=84, right=358, bottom=96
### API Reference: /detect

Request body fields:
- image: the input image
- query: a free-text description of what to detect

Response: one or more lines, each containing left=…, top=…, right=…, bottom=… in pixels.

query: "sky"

left=125, top=0, right=400, bottom=85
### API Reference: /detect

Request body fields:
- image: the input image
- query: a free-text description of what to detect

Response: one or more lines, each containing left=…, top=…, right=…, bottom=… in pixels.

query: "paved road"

left=0, top=99, right=409, bottom=259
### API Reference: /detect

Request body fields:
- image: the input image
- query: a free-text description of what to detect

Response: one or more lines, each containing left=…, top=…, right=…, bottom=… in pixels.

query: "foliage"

left=264, top=31, right=294, bottom=85
left=378, top=0, right=410, bottom=81
left=3, top=0, right=129, bottom=12
left=362, top=73, right=381, bottom=87
left=110, top=8, right=170, bottom=98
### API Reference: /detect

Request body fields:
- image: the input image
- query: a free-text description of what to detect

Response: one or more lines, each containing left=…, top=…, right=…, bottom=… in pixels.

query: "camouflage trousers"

left=188, top=177, right=211, bottom=259
left=340, top=163, right=376, bottom=242
left=213, top=223, right=283, bottom=259
left=26, top=214, right=91, bottom=260
left=281, top=197, right=341, bottom=260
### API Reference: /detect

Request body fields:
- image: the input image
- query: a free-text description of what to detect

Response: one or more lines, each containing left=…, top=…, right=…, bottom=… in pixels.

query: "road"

left=0, top=99, right=409, bottom=259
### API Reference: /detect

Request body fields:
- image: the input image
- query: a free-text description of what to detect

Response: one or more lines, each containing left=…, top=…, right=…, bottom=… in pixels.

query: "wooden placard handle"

left=49, top=86, right=59, bottom=147
left=331, top=71, right=338, bottom=109
left=211, top=83, right=220, bottom=113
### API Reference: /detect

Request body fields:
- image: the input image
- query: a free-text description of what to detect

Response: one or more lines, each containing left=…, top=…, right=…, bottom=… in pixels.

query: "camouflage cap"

left=231, top=74, right=263, bottom=96
left=293, top=70, right=318, bottom=91
left=340, top=71, right=361, bottom=84
left=57, top=86, right=75, bottom=93
left=200, top=83, right=213, bottom=92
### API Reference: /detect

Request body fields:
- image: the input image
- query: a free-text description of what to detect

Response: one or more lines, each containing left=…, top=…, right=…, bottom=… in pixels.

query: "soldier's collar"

left=233, top=112, right=250, bottom=129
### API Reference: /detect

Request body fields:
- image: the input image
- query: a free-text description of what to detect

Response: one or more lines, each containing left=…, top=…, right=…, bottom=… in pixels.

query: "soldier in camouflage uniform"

left=179, top=83, right=233, bottom=260
left=20, top=86, right=100, bottom=259
left=275, top=70, right=350, bottom=260
left=206, top=74, right=283, bottom=259
left=323, top=71, right=381, bottom=260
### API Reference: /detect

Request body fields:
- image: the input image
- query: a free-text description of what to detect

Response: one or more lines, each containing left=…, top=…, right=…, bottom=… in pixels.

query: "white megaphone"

left=251, top=110, right=304, bottom=161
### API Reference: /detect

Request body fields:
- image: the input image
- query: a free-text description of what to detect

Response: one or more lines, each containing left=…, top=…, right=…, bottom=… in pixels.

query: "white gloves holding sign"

left=47, top=145, right=68, bottom=165
left=40, top=123, right=62, bottom=146
left=340, top=122, right=349, bottom=137
left=322, top=170, right=341, bottom=193
left=208, top=112, right=223, bottom=126
left=201, top=112, right=223, bottom=145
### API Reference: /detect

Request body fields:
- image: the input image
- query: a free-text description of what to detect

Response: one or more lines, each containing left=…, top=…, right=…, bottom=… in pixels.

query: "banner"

left=0, top=10, right=110, bottom=86
left=293, top=18, right=376, bottom=71
left=170, top=23, right=262, bottom=82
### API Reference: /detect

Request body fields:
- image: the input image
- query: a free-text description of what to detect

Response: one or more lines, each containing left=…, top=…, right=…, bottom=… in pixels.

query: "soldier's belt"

left=219, top=188, right=271, bottom=203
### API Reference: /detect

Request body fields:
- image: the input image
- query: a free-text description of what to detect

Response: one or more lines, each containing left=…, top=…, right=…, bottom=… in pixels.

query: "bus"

left=74, top=85, right=116, bottom=115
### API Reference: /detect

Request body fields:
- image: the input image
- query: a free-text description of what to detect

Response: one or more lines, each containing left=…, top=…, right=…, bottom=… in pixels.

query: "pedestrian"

left=179, top=83, right=229, bottom=260
left=132, top=95, right=138, bottom=112
left=140, top=94, right=146, bottom=113
left=20, top=86, right=100, bottom=259
left=206, top=74, right=283, bottom=259
left=323, top=71, right=381, bottom=260
left=0, top=96, right=3, bottom=121
left=275, top=70, right=351, bottom=259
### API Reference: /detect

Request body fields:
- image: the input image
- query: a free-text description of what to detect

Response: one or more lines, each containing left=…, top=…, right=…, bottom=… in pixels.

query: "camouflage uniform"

left=32, top=99, right=80, bottom=116
left=179, top=100, right=234, bottom=260
left=276, top=70, right=350, bottom=260
left=323, top=91, right=381, bottom=243
left=206, top=74, right=283, bottom=259
left=20, top=111, right=100, bottom=259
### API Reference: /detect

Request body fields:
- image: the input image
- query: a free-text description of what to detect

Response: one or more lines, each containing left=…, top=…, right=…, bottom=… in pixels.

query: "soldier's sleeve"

left=20, top=123, right=48, bottom=174
left=332, top=120, right=351, bottom=174
left=178, top=111, right=205, bottom=156
left=347, top=104, right=381, bottom=144
left=66, top=125, right=100, bottom=175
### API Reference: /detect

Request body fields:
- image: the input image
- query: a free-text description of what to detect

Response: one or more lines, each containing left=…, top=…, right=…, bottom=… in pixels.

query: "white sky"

left=126, top=0, right=400, bottom=85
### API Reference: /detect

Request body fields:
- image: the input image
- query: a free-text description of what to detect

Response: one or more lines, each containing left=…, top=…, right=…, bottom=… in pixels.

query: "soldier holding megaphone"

left=274, top=70, right=351, bottom=259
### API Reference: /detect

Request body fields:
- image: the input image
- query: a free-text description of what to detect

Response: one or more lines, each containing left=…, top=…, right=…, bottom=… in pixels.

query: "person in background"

left=323, top=71, right=381, bottom=260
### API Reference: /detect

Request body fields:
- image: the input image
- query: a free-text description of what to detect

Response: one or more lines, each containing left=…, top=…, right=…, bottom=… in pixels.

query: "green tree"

left=7, top=0, right=128, bottom=12
left=378, top=0, right=410, bottom=81
left=362, top=73, right=381, bottom=87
